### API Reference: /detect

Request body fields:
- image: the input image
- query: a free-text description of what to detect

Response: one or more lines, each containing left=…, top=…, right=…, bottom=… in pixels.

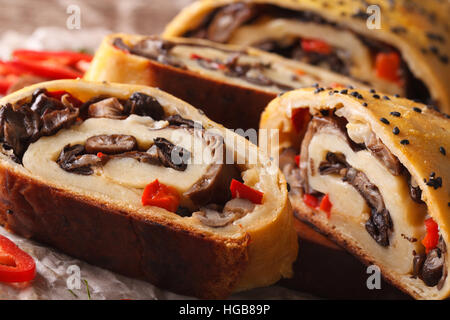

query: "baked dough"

left=165, top=0, right=450, bottom=113
left=260, top=86, right=450, bottom=299
left=84, top=34, right=365, bottom=129
left=0, top=79, right=298, bottom=299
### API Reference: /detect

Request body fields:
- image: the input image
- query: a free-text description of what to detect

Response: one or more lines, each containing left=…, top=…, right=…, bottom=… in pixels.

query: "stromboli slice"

left=260, top=87, right=450, bottom=299
left=0, top=80, right=298, bottom=299
left=84, top=34, right=365, bottom=130
left=165, top=0, right=450, bottom=113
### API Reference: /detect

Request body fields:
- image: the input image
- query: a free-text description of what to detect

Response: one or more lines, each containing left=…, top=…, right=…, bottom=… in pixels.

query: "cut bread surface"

left=84, top=34, right=365, bottom=130
left=0, top=80, right=298, bottom=298
left=259, top=87, right=450, bottom=299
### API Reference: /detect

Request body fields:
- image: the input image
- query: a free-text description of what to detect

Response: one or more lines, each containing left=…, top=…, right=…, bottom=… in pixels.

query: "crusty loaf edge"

left=0, top=80, right=298, bottom=299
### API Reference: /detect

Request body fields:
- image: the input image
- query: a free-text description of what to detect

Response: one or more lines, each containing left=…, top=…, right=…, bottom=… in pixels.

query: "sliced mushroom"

left=193, top=198, right=255, bottom=228
left=421, top=248, right=445, bottom=287
left=85, top=134, right=138, bottom=155
left=206, top=3, right=258, bottom=42
left=153, top=137, right=190, bottom=171
left=193, top=205, right=236, bottom=228
left=165, top=114, right=201, bottom=129
left=129, top=92, right=165, bottom=120
left=319, top=152, right=348, bottom=175
left=88, top=97, right=126, bottom=119
left=184, top=162, right=240, bottom=207
left=408, top=174, right=425, bottom=204
left=57, top=144, right=102, bottom=175
left=365, top=132, right=403, bottom=176
left=40, top=105, right=79, bottom=136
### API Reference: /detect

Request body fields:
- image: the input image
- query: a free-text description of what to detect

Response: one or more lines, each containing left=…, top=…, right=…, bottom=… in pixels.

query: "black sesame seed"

left=286, top=183, right=291, bottom=192
left=370, top=89, right=376, bottom=93
left=394, top=94, right=400, bottom=98
left=400, top=139, right=410, bottom=145
left=6, top=209, right=13, bottom=215
left=362, top=102, right=368, bottom=107
left=313, top=83, right=319, bottom=88
left=393, top=127, right=400, bottom=135
left=413, top=107, right=422, bottom=113
left=350, top=91, right=358, bottom=97
left=448, top=202, right=450, bottom=207
left=430, top=46, right=439, bottom=54
left=340, top=89, right=348, bottom=94
left=390, top=111, right=401, bottom=117
left=430, top=172, right=436, bottom=178
left=373, top=94, right=380, bottom=99
left=347, top=85, right=354, bottom=89
left=440, top=55, right=449, bottom=64
left=380, top=117, right=390, bottom=125
left=439, top=147, right=446, bottom=155
left=425, top=176, right=442, bottom=189
left=383, top=96, right=391, bottom=100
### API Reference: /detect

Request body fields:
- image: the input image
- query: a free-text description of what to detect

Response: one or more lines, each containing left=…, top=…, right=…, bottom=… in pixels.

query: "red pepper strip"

left=291, top=107, right=311, bottom=132
left=422, top=218, right=439, bottom=254
left=301, top=39, right=332, bottom=55
left=319, top=194, right=332, bottom=218
left=230, top=179, right=264, bottom=204
left=303, top=193, right=319, bottom=209
left=141, top=179, right=180, bottom=212
left=0, top=235, right=36, bottom=283
left=9, top=59, right=82, bottom=79
left=375, top=52, right=402, bottom=84
left=294, top=155, right=301, bottom=167
left=0, top=60, right=28, bottom=76
left=0, top=79, right=13, bottom=95
left=12, top=50, right=93, bottom=65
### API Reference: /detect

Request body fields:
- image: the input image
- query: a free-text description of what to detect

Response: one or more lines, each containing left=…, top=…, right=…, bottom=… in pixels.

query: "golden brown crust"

left=84, top=34, right=364, bottom=130
left=0, top=80, right=297, bottom=299
left=164, top=0, right=450, bottom=113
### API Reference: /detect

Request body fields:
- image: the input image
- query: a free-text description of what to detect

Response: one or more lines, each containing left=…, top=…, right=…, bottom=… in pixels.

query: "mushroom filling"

left=182, top=2, right=434, bottom=106
left=56, top=135, right=191, bottom=175
left=413, top=237, right=447, bottom=289
left=113, top=36, right=307, bottom=92
left=1, top=89, right=257, bottom=228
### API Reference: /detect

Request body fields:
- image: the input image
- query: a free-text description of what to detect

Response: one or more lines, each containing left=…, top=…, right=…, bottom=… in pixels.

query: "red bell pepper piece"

left=422, top=218, right=439, bottom=254
left=0, top=235, right=36, bottom=283
left=303, top=193, right=319, bottom=209
left=230, top=179, right=264, bottom=204
left=319, top=194, right=332, bottom=218
left=301, top=39, right=332, bottom=55
left=142, top=179, right=180, bottom=212
left=375, top=52, right=401, bottom=84
left=12, top=50, right=92, bottom=65
left=294, top=155, right=301, bottom=167
left=0, top=79, right=13, bottom=95
left=291, top=107, right=310, bottom=132
left=9, top=59, right=82, bottom=80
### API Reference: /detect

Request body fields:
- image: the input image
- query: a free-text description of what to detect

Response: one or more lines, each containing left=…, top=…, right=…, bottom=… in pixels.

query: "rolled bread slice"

left=0, top=79, right=298, bottom=299
left=260, top=87, right=450, bottom=299
left=164, top=0, right=450, bottom=113
left=84, top=34, right=364, bottom=130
